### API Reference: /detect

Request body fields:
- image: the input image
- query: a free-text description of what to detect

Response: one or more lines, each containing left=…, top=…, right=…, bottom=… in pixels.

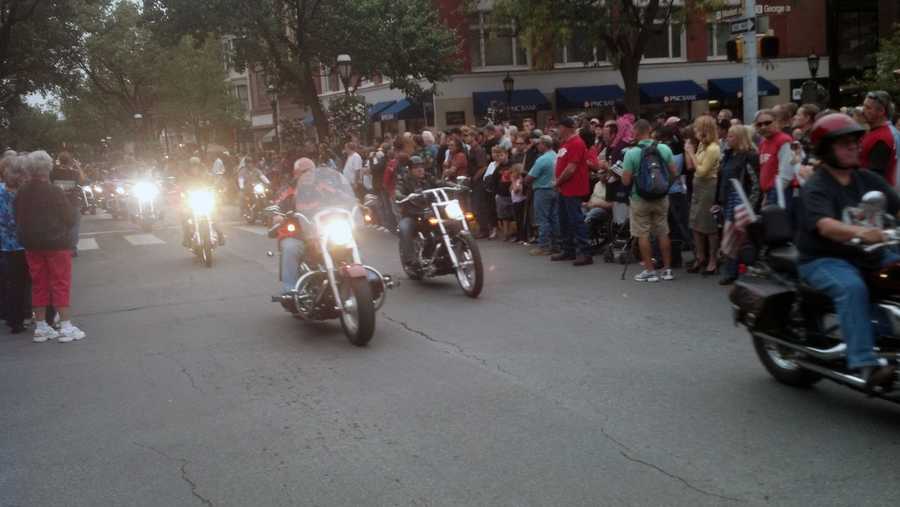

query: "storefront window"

left=468, top=12, right=528, bottom=69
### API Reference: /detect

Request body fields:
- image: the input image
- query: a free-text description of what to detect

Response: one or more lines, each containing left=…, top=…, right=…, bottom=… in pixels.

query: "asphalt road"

left=2, top=208, right=899, bottom=507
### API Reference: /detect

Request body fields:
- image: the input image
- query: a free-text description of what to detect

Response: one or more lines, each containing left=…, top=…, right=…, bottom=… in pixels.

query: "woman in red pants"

left=14, top=151, right=85, bottom=343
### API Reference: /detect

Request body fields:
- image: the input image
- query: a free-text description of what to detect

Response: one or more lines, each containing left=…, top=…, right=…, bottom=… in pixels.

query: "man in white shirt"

left=342, top=141, right=363, bottom=192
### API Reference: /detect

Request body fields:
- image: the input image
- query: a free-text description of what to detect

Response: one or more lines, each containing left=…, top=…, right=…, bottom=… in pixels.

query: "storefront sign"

left=509, top=104, right=538, bottom=113
left=380, top=112, right=396, bottom=121
left=663, top=95, right=698, bottom=103
left=445, top=111, right=466, bottom=125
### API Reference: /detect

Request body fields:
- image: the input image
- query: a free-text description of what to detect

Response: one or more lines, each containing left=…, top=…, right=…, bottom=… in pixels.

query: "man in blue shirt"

left=525, top=135, right=559, bottom=255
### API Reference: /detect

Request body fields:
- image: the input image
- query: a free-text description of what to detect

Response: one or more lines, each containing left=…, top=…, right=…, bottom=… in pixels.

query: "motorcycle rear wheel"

left=339, top=277, right=375, bottom=347
left=453, top=232, right=483, bottom=298
left=751, top=333, right=822, bottom=387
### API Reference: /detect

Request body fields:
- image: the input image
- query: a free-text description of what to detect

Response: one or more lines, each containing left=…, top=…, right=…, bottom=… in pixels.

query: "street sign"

left=730, top=17, right=756, bottom=35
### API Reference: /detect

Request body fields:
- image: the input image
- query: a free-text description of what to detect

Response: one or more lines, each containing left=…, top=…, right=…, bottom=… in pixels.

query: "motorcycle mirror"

left=264, top=205, right=280, bottom=213
left=862, top=191, right=887, bottom=212
left=266, top=251, right=274, bottom=257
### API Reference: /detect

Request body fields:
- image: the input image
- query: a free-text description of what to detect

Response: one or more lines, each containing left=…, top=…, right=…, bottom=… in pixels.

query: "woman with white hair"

left=0, top=153, right=29, bottom=333
left=14, top=150, right=85, bottom=342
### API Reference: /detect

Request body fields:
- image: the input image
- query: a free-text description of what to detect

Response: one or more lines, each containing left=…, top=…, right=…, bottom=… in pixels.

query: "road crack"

left=133, top=442, right=214, bottom=507
left=617, top=450, right=743, bottom=503
left=73, top=293, right=269, bottom=319
left=382, top=313, right=512, bottom=375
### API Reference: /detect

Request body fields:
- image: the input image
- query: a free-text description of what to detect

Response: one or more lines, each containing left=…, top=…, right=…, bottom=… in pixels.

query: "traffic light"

left=725, top=35, right=779, bottom=62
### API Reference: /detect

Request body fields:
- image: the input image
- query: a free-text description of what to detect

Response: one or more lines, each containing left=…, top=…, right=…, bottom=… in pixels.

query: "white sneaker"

left=58, top=323, right=86, bottom=343
left=33, top=325, right=59, bottom=343
left=661, top=269, right=675, bottom=281
left=634, top=270, right=660, bottom=283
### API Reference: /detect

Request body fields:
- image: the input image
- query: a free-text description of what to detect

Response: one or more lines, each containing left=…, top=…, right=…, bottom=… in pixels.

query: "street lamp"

left=502, top=72, right=514, bottom=123
left=267, top=83, right=281, bottom=153
left=133, top=113, right=144, bottom=158
left=807, top=53, right=820, bottom=79
left=337, top=54, right=352, bottom=96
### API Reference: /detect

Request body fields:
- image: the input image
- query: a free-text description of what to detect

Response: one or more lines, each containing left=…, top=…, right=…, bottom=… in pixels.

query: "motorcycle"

left=730, top=188, right=900, bottom=403
left=105, top=180, right=129, bottom=220
left=130, top=180, right=163, bottom=232
left=184, top=188, right=219, bottom=268
left=79, top=184, right=98, bottom=215
left=91, top=183, right=105, bottom=210
left=267, top=167, right=393, bottom=346
left=242, top=181, right=271, bottom=225
left=395, top=181, right=484, bottom=298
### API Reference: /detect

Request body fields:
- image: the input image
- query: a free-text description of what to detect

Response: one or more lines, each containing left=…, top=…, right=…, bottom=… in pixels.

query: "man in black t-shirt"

left=796, top=114, right=900, bottom=388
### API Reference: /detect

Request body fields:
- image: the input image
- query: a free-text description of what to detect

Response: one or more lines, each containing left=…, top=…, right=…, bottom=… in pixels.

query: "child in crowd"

left=510, top=164, right=529, bottom=244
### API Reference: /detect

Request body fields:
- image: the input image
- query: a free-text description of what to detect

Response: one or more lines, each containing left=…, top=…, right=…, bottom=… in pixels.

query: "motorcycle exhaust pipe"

left=754, top=332, right=847, bottom=361
left=793, top=359, right=867, bottom=388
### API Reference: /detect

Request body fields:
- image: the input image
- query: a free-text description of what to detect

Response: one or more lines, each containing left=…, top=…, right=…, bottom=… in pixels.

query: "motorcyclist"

left=395, top=156, right=440, bottom=267
left=274, top=158, right=356, bottom=295
left=180, top=157, right=225, bottom=247
left=797, top=113, right=900, bottom=389
left=238, top=157, right=270, bottom=213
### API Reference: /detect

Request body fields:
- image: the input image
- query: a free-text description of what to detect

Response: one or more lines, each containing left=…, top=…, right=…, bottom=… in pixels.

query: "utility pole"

left=742, top=0, right=758, bottom=123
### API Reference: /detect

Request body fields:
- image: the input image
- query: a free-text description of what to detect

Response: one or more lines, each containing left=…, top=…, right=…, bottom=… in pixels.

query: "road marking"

left=234, top=225, right=267, bottom=236
left=77, top=238, right=99, bottom=251
left=124, top=234, right=166, bottom=246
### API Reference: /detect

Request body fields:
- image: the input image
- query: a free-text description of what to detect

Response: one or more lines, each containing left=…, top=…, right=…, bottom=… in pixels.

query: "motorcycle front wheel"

left=453, top=232, right=483, bottom=298
left=751, top=333, right=821, bottom=387
left=339, top=277, right=375, bottom=347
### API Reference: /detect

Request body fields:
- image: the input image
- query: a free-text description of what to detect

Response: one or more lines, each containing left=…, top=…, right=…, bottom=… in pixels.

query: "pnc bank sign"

left=663, top=95, right=699, bottom=103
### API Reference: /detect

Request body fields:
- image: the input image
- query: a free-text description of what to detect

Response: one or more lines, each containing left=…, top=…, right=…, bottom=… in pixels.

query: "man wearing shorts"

left=621, top=120, right=678, bottom=282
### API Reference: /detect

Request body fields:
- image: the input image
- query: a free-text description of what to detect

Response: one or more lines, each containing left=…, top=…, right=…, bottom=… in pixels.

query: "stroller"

left=600, top=202, right=636, bottom=265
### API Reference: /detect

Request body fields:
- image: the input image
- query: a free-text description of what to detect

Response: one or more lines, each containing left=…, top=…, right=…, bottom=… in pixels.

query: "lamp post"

left=502, top=72, right=514, bottom=124
left=337, top=54, right=352, bottom=97
left=133, top=113, right=143, bottom=158
left=267, top=83, right=281, bottom=153
left=807, top=53, right=820, bottom=79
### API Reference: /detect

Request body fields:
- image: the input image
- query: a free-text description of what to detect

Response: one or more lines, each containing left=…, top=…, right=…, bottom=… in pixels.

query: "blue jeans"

left=799, top=253, right=900, bottom=369
left=280, top=237, right=306, bottom=293
left=557, top=194, right=590, bottom=257
left=533, top=188, right=559, bottom=250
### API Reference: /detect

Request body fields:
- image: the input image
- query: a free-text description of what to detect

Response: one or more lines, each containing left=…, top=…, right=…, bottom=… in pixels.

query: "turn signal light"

left=364, top=214, right=372, bottom=223
left=427, top=217, right=439, bottom=226
left=464, top=212, right=475, bottom=221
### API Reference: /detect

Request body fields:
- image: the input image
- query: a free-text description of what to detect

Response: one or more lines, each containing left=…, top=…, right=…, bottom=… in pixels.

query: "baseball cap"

left=530, top=129, right=543, bottom=139
left=559, top=116, right=576, bottom=128
left=589, top=118, right=600, bottom=125
left=410, top=155, right=424, bottom=166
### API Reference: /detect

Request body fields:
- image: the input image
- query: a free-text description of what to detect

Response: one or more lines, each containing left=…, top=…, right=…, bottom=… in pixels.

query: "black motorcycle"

left=243, top=181, right=271, bottom=225
left=395, top=183, right=484, bottom=298
left=731, top=190, right=900, bottom=403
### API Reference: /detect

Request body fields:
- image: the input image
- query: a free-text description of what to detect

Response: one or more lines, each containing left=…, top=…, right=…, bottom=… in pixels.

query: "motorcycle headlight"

left=324, top=219, right=354, bottom=246
left=133, top=181, right=159, bottom=201
left=93, top=185, right=103, bottom=193
left=445, top=201, right=464, bottom=221
left=188, top=190, right=215, bottom=215
left=115, top=186, right=125, bottom=195
left=253, top=183, right=265, bottom=194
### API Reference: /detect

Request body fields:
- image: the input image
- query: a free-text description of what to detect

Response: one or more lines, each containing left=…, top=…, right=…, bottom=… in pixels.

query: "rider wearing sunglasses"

left=756, top=109, right=800, bottom=215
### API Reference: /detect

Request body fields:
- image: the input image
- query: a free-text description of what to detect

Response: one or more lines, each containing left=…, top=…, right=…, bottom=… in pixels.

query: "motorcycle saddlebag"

left=729, top=278, right=795, bottom=332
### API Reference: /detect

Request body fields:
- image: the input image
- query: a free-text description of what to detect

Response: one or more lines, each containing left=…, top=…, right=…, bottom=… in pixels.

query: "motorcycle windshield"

left=293, top=166, right=359, bottom=220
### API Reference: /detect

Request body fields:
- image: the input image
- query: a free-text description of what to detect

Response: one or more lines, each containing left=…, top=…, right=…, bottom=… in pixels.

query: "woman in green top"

left=684, top=115, right=722, bottom=276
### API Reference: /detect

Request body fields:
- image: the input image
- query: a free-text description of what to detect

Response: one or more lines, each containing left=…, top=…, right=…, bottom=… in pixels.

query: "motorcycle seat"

left=767, top=245, right=799, bottom=275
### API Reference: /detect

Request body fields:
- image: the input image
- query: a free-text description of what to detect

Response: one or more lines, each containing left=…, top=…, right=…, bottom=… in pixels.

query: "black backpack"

left=634, top=142, right=671, bottom=200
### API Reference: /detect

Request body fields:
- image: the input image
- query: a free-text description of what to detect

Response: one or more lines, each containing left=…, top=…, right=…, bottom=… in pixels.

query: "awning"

left=555, top=85, right=624, bottom=110
left=472, top=89, right=551, bottom=116
left=367, top=101, right=396, bottom=121
left=379, top=98, right=423, bottom=121
left=707, top=77, right=780, bottom=99
left=639, top=80, right=707, bottom=104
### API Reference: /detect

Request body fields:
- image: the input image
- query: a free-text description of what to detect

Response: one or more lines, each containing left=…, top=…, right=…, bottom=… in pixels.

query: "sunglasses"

left=867, top=91, right=891, bottom=110
left=755, top=120, right=774, bottom=127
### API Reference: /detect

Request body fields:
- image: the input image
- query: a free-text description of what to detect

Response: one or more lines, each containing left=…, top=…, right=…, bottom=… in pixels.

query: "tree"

left=856, top=23, right=900, bottom=99
left=146, top=0, right=460, bottom=142
left=492, top=0, right=723, bottom=113
left=326, top=95, right=369, bottom=144
left=1, top=104, right=65, bottom=152
left=0, top=0, right=102, bottom=107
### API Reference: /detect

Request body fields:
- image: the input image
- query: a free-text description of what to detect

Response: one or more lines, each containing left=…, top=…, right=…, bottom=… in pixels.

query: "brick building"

left=310, top=0, right=899, bottom=135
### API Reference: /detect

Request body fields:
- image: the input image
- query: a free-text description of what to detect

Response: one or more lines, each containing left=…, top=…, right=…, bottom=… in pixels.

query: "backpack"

left=634, top=142, right=671, bottom=200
